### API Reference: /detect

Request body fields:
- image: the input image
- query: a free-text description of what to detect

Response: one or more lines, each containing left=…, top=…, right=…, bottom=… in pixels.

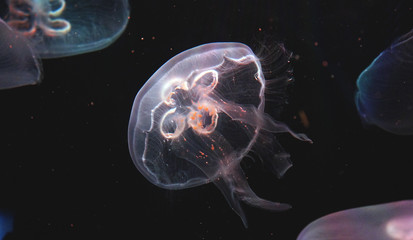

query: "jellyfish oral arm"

left=0, top=18, right=42, bottom=90
left=213, top=162, right=291, bottom=228
left=210, top=95, right=312, bottom=143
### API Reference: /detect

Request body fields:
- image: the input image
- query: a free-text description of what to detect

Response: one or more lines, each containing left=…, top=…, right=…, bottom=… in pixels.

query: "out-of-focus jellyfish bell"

left=3, top=0, right=130, bottom=58
left=0, top=209, right=13, bottom=239
left=0, top=18, right=41, bottom=90
left=355, top=28, right=413, bottom=135
left=297, top=200, right=413, bottom=240
left=128, top=42, right=312, bottom=227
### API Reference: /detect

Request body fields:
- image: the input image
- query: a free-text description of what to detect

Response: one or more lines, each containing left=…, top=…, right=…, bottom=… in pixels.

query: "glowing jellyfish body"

left=297, top=200, right=413, bottom=240
left=3, top=0, right=130, bottom=58
left=0, top=18, right=41, bottom=90
left=355, top=28, right=413, bottom=135
left=128, top=42, right=311, bottom=227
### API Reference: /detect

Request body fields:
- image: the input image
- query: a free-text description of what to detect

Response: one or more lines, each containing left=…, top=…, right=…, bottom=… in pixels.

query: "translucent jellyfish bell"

left=297, top=200, right=413, bottom=240
left=3, top=0, right=130, bottom=58
left=128, top=42, right=312, bottom=227
left=355, top=28, right=413, bottom=135
left=0, top=18, right=41, bottom=90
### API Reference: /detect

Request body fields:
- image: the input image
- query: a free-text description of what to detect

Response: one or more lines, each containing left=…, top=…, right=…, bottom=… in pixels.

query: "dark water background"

left=1, top=0, right=413, bottom=239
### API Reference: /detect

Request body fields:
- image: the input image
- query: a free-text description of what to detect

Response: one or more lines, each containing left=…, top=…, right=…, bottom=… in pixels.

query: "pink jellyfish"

left=297, top=200, right=413, bottom=240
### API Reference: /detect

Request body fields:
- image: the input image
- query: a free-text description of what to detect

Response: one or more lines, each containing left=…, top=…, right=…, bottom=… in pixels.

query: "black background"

left=1, top=0, right=413, bottom=239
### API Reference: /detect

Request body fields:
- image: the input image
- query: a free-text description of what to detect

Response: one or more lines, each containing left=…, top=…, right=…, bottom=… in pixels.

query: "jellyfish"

left=0, top=209, right=13, bottom=239
left=0, top=0, right=128, bottom=89
left=297, top=200, right=413, bottom=240
left=128, top=42, right=312, bottom=227
left=355, top=28, right=413, bottom=135
left=0, top=18, right=41, bottom=90
left=2, top=0, right=130, bottom=58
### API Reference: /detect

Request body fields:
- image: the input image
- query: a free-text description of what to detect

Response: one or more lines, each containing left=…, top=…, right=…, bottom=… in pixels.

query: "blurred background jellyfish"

left=2, top=0, right=130, bottom=58
left=128, top=42, right=311, bottom=227
left=355, top=28, right=413, bottom=135
left=0, top=0, right=129, bottom=89
left=0, top=18, right=41, bottom=90
left=0, top=209, right=13, bottom=239
left=297, top=200, right=413, bottom=240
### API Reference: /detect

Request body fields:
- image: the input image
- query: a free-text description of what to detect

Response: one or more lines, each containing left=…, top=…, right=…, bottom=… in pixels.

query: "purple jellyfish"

left=297, top=200, right=413, bottom=240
